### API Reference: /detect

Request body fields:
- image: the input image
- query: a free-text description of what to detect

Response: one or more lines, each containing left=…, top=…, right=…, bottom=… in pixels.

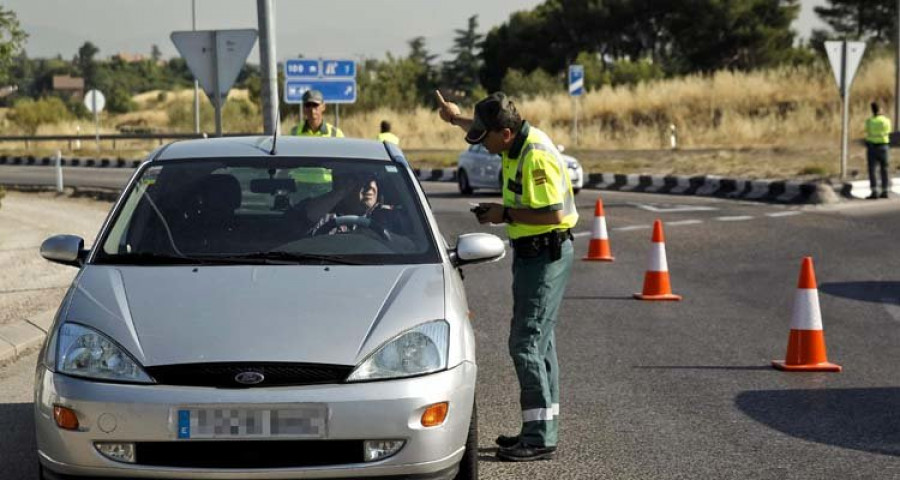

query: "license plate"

left=174, top=404, right=327, bottom=439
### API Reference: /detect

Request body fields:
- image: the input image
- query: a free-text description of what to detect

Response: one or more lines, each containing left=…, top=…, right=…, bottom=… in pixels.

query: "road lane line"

left=667, top=220, right=704, bottom=226
left=766, top=211, right=802, bottom=217
left=614, top=225, right=652, bottom=231
left=715, top=216, right=754, bottom=221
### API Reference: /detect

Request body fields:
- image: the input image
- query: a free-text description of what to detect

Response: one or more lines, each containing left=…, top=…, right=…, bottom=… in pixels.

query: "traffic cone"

left=583, top=196, right=614, bottom=262
left=772, top=257, right=841, bottom=372
left=633, top=220, right=682, bottom=301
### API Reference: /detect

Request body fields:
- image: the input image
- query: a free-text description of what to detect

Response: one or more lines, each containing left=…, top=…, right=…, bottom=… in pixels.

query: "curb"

left=414, top=168, right=845, bottom=204
left=0, top=309, right=55, bottom=366
left=0, top=155, right=142, bottom=169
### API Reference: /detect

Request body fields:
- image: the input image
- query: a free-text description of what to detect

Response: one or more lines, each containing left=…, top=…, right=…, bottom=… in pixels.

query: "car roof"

left=155, top=136, right=394, bottom=162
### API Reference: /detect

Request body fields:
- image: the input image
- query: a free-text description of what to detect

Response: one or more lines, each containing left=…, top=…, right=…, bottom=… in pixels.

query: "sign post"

left=171, top=29, right=258, bottom=137
left=284, top=58, right=357, bottom=129
left=825, top=41, right=866, bottom=180
left=568, top=65, right=584, bottom=146
left=83, top=89, right=105, bottom=153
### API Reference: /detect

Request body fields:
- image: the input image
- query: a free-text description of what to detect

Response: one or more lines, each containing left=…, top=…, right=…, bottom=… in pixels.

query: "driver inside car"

left=305, top=174, right=396, bottom=237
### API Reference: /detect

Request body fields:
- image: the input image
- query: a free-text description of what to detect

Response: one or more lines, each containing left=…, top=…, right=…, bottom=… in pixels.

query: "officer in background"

left=865, top=101, right=892, bottom=199
left=376, top=120, right=400, bottom=145
left=291, top=89, right=344, bottom=137
left=436, top=90, right=578, bottom=462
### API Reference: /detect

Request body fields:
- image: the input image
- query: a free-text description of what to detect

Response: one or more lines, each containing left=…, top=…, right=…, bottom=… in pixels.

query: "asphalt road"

left=2, top=178, right=900, bottom=479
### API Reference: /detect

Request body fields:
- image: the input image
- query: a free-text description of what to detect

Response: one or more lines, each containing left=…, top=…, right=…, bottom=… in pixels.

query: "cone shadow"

left=735, top=387, right=900, bottom=456
left=819, top=282, right=900, bottom=305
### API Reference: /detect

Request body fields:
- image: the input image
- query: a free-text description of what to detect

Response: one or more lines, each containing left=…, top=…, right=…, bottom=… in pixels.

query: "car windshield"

left=95, top=157, right=439, bottom=265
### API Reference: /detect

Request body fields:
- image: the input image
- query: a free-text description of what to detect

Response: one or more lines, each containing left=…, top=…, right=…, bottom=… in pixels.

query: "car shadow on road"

left=0, top=402, right=38, bottom=479
left=736, top=387, right=900, bottom=456
left=819, top=281, right=900, bottom=305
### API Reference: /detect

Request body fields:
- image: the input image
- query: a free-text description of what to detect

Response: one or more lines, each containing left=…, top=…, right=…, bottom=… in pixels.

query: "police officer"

left=865, top=102, right=892, bottom=199
left=436, top=90, right=578, bottom=462
left=376, top=120, right=400, bottom=145
left=291, top=90, right=344, bottom=137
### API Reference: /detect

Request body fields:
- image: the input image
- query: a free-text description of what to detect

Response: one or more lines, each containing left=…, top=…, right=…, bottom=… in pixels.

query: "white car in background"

left=456, top=144, right=583, bottom=195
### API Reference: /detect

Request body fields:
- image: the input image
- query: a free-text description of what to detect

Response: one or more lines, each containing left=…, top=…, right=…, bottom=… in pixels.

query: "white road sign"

left=825, top=41, right=866, bottom=97
left=83, top=89, right=105, bottom=114
left=171, top=29, right=258, bottom=98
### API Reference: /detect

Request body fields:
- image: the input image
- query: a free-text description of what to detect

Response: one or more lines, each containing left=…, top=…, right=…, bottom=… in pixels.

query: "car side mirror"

left=40, top=235, right=88, bottom=267
left=451, top=233, right=506, bottom=266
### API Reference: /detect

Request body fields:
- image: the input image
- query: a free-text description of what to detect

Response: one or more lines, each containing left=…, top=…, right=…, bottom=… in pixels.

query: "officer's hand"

left=475, top=203, right=503, bottom=224
left=435, top=90, right=461, bottom=124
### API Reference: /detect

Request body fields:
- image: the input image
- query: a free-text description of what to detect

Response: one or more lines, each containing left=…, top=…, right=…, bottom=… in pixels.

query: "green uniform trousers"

left=510, top=238, right=574, bottom=447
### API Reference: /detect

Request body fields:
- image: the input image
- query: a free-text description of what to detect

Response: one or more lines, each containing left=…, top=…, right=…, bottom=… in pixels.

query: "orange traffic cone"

left=772, top=257, right=841, bottom=372
left=634, top=220, right=682, bottom=301
left=583, top=196, right=614, bottom=262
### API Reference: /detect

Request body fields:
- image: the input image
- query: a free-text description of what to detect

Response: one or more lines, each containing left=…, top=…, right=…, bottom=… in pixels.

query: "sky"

left=8, top=0, right=829, bottom=63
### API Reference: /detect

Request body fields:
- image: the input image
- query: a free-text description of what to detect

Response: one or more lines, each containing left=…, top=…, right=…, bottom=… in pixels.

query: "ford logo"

left=234, top=371, right=265, bottom=385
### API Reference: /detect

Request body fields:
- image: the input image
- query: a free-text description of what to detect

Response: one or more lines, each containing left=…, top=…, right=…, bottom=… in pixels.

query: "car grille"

left=135, top=440, right=364, bottom=468
left=144, top=362, right=354, bottom=388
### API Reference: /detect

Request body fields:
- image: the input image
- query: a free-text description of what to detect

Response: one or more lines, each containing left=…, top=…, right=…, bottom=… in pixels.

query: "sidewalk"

left=0, top=309, right=55, bottom=365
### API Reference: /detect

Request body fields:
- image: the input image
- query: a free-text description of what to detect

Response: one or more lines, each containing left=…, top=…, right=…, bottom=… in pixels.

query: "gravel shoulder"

left=0, top=191, right=112, bottom=325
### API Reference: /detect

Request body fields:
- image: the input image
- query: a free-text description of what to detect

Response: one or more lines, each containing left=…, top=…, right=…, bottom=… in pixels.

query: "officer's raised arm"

left=435, top=90, right=472, bottom=132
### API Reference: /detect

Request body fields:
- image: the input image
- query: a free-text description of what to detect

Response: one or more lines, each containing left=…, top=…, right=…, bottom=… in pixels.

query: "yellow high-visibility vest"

left=865, top=115, right=892, bottom=144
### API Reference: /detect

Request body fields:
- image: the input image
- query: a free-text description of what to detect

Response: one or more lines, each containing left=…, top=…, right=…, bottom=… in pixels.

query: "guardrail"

left=0, top=132, right=259, bottom=150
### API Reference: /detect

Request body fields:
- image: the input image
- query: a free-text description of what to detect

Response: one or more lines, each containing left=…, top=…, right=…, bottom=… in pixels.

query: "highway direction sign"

left=569, top=64, right=584, bottom=97
left=285, top=80, right=357, bottom=104
left=285, top=59, right=320, bottom=78
left=322, top=59, right=356, bottom=78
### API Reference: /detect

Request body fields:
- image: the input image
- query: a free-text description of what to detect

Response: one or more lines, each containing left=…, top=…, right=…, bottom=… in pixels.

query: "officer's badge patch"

left=533, top=169, right=547, bottom=186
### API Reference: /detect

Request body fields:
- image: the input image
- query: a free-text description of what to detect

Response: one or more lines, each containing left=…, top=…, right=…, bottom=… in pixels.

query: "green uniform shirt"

left=866, top=114, right=892, bottom=144
left=501, top=122, right=579, bottom=239
left=376, top=132, right=400, bottom=145
left=291, top=121, right=344, bottom=138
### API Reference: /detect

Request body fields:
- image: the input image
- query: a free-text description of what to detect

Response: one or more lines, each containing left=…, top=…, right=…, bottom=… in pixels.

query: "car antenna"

left=269, top=109, right=281, bottom=155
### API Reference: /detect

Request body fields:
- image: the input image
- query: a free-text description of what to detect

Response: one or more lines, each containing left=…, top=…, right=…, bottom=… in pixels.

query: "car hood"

left=64, top=264, right=445, bottom=367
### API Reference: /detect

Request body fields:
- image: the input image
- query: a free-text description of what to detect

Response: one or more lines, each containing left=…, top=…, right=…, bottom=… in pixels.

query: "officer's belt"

left=510, top=229, right=573, bottom=250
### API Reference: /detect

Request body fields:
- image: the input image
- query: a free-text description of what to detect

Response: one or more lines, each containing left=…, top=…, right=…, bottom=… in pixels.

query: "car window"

left=96, top=157, right=440, bottom=265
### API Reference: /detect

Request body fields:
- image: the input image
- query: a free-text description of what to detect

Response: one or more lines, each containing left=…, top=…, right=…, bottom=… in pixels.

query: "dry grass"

left=1, top=56, right=896, bottom=180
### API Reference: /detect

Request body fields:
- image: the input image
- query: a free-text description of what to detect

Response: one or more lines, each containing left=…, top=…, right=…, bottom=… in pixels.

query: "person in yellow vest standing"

left=865, top=102, right=892, bottom=199
left=376, top=120, right=400, bottom=145
left=436, top=90, right=577, bottom=462
left=291, top=90, right=344, bottom=138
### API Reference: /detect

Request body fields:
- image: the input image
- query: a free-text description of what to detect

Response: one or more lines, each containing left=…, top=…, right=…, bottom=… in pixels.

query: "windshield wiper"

left=224, top=251, right=364, bottom=265
left=93, top=252, right=229, bottom=266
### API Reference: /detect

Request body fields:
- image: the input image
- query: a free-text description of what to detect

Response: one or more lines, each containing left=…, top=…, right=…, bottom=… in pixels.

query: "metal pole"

left=93, top=94, right=100, bottom=154
left=54, top=150, right=63, bottom=193
left=212, top=31, right=222, bottom=137
left=574, top=97, right=579, bottom=147
left=335, top=105, right=340, bottom=128
left=257, top=0, right=278, bottom=134
left=840, top=41, right=849, bottom=181
left=192, top=0, right=200, bottom=134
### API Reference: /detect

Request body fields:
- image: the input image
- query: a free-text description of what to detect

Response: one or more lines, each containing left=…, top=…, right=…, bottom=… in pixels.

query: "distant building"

left=112, top=52, right=146, bottom=63
left=52, top=75, right=85, bottom=100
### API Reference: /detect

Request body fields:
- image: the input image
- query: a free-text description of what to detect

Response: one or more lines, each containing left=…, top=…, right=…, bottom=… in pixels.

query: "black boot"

left=496, top=441, right=557, bottom=462
left=495, top=434, right=519, bottom=448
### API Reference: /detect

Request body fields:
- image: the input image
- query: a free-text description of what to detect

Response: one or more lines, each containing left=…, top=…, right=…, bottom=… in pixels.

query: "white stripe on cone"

left=648, top=242, right=668, bottom=272
left=790, top=289, right=823, bottom=331
left=590, top=216, right=609, bottom=239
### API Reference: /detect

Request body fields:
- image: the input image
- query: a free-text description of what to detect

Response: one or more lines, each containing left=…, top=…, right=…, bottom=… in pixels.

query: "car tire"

left=454, top=400, right=479, bottom=480
left=458, top=169, right=474, bottom=195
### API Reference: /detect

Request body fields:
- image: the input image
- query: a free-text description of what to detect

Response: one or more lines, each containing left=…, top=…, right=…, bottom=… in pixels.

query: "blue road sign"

left=322, top=59, right=356, bottom=78
left=285, top=59, right=320, bottom=78
left=568, top=65, right=584, bottom=97
left=285, top=79, right=357, bottom=104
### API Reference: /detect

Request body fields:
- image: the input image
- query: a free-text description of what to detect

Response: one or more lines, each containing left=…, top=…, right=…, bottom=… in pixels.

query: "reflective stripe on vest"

left=511, top=142, right=576, bottom=219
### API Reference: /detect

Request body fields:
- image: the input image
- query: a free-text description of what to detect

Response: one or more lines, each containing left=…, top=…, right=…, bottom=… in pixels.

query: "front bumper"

left=35, top=362, right=476, bottom=479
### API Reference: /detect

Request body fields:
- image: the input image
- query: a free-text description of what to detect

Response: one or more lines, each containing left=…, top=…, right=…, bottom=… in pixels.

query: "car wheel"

left=454, top=400, right=478, bottom=480
left=458, top=169, right=474, bottom=195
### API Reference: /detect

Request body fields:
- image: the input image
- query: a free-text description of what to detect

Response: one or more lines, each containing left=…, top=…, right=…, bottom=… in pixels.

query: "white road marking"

left=573, top=231, right=592, bottom=238
left=766, top=211, right=802, bottom=217
left=615, top=225, right=653, bottom=231
left=630, top=203, right=718, bottom=213
left=667, top=219, right=704, bottom=226
left=715, top=216, right=755, bottom=221
left=883, top=298, right=900, bottom=322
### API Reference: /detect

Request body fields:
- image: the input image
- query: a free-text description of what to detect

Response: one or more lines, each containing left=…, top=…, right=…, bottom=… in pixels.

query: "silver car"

left=35, top=137, right=505, bottom=479
left=456, top=144, right=583, bottom=195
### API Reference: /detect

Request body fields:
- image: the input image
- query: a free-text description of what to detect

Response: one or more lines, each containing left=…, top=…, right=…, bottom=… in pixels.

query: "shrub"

left=7, top=96, right=72, bottom=135
left=501, top=68, right=560, bottom=99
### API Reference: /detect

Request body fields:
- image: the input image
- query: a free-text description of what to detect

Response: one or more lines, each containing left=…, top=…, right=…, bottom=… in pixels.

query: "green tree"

left=442, top=15, right=484, bottom=100
left=77, top=41, right=100, bottom=87
left=8, top=97, right=72, bottom=134
left=407, top=36, right=439, bottom=105
left=0, top=6, right=27, bottom=86
left=151, top=44, right=162, bottom=63
left=814, top=0, right=894, bottom=43
left=501, top=68, right=560, bottom=98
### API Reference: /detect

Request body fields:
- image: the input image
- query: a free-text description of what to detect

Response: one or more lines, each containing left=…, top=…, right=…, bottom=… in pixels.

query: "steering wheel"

left=315, top=215, right=392, bottom=242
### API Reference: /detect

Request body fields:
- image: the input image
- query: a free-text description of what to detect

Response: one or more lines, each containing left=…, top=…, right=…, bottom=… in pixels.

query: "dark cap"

left=465, top=92, right=521, bottom=145
left=302, top=89, right=324, bottom=105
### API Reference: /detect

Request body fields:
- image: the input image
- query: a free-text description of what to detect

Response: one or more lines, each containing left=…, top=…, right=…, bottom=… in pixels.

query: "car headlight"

left=57, top=323, right=153, bottom=384
left=347, top=321, right=449, bottom=382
